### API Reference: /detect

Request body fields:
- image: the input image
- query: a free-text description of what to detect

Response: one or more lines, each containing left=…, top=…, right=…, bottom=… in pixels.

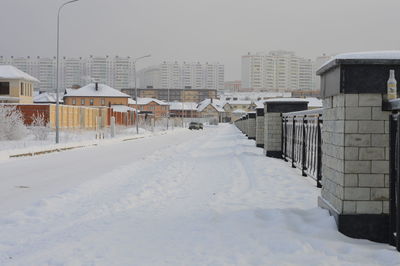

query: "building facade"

left=121, top=88, right=217, bottom=103
left=139, top=61, right=224, bottom=91
left=0, top=55, right=136, bottom=92
left=0, top=65, right=38, bottom=104
left=241, top=51, right=315, bottom=92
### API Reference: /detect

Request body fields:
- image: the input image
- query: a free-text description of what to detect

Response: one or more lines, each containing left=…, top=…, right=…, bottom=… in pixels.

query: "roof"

left=264, top=97, right=309, bottom=103
left=197, top=98, right=225, bottom=113
left=317, top=50, right=400, bottom=75
left=111, top=105, right=137, bottom=113
left=135, top=97, right=169, bottom=106
left=34, top=92, right=64, bottom=103
left=226, top=100, right=252, bottom=105
left=0, top=65, right=39, bottom=82
left=168, top=102, right=198, bottom=111
left=232, top=109, right=247, bottom=114
left=64, top=83, right=130, bottom=98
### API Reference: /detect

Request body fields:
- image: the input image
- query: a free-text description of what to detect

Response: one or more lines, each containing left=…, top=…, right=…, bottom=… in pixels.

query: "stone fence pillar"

left=244, top=114, right=249, bottom=136
left=247, top=112, right=256, bottom=140
left=317, top=55, right=395, bottom=243
left=256, top=107, right=264, bottom=148
left=263, top=100, right=308, bottom=158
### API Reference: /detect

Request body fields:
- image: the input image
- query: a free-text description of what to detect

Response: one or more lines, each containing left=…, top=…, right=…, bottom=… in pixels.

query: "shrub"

left=31, top=112, right=50, bottom=140
left=0, top=105, right=27, bottom=140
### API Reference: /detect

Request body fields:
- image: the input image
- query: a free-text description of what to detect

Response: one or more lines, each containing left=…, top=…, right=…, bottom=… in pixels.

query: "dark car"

left=189, top=122, right=202, bottom=130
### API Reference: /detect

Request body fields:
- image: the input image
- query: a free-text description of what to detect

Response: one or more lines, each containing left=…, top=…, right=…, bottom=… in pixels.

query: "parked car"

left=189, top=122, right=203, bottom=130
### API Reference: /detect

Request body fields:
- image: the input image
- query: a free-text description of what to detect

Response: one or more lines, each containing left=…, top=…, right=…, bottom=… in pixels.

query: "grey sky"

left=1, top=0, right=400, bottom=80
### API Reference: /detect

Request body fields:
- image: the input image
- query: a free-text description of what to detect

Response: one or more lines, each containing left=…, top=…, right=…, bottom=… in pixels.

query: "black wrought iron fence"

left=385, top=99, right=400, bottom=251
left=282, top=109, right=323, bottom=188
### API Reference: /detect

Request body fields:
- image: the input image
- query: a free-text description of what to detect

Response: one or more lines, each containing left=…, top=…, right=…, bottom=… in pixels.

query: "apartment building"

left=139, top=61, right=224, bottom=91
left=241, top=51, right=315, bottom=92
left=0, top=55, right=135, bottom=92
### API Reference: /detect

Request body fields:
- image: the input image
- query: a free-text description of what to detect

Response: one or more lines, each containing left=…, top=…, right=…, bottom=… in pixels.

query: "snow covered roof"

left=317, top=50, right=400, bottom=75
left=34, top=92, right=64, bottom=103
left=111, top=105, right=136, bottom=113
left=0, top=65, right=39, bottom=83
left=135, top=97, right=168, bottom=106
left=304, top=97, right=323, bottom=108
left=197, top=98, right=225, bottom=113
left=232, top=109, right=247, bottom=114
left=226, top=100, right=252, bottom=105
left=64, top=83, right=130, bottom=98
left=168, top=102, right=198, bottom=111
left=264, top=98, right=309, bottom=103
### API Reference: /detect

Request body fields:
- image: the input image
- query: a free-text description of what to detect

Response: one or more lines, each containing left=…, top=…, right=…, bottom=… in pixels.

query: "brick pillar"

left=263, top=100, right=308, bottom=158
left=256, top=107, right=264, bottom=148
left=317, top=56, right=393, bottom=243
left=247, top=112, right=256, bottom=140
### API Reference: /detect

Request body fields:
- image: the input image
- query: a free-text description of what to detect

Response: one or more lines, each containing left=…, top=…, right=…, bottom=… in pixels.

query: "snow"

left=318, top=50, right=400, bottom=72
left=232, top=109, right=247, bottom=114
left=33, top=92, right=64, bottom=104
left=0, top=65, right=39, bottom=83
left=265, top=97, right=309, bottom=103
left=168, top=101, right=198, bottom=111
left=0, top=124, right=398, bottom=265
left=136, top=97, right=169, bottom=106
left=197, top=98, right=225, bottom=112
left=111, top=104, right=136, bottom=112
left=64, top=83, right=130, bottom=98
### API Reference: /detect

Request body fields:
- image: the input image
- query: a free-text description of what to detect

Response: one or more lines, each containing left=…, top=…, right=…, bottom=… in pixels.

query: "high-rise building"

left=140, top=61, right=224, bottom=90
left=241, top=51, right=315, bottom=92
left=60, top=57, right=85, bottom=89
left=314, top=54, right=333, bottom=91
left=0, top=55, right=136, bottom=92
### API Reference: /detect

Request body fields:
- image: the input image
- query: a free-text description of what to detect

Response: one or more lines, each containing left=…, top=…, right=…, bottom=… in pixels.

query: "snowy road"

left=0, top=124, right=399, bottom=265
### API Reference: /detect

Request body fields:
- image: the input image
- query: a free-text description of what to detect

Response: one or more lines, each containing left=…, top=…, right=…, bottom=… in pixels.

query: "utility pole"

left=133, top=54, right=151, bottom=134
left=56, top=0, right=80, bottom=143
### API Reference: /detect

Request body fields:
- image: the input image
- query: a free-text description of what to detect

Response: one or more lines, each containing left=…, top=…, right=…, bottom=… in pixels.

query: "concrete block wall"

left=247, top=114, right=256, bottom=140
left=256, top=115, right=264, bottom=147
left=264, top=113, right=282, bottom=155
left=321, top=93, right=390, bottom=215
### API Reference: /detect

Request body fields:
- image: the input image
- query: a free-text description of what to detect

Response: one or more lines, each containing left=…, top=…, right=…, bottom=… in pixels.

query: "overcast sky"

left=1, top=0, right=400, bottom=80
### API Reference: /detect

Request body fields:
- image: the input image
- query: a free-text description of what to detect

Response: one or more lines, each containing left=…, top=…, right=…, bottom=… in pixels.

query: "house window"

left=72, top=99, right=76, bottom=105
left=90, top=99, right=94, bottom=105
left=81, top=99, right=85, bottom=105
left=21, top=83, right=24, bottom=95
left=0, top=82, right=10, bottom=95
left=101, top=99, right=105, bottom=105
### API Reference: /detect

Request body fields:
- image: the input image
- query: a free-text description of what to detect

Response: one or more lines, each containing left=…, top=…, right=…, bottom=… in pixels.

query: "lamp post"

left=56, top=0, right=80, bottom=144
left=133, top=54, right=151, bottom=134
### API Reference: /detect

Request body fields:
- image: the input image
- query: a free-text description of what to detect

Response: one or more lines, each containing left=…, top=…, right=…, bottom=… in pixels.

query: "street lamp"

left=133, top=54, right=151, bottom=134
left=56, top=0, right=80, bottom=144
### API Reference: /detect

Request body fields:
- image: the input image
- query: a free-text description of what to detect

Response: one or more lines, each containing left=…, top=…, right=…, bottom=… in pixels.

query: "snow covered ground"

left=0, top=124, right=399, bottom=265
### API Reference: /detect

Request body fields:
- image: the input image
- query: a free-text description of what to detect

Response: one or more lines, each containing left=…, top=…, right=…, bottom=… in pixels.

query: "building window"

left=0, top=82, right=10, bottom=95
left=72, top=99, right=76, bottom=105
left=21, top=83, right=24, bottom=95
left=81, top=99, right=85, bottom=105
left=90, top=99, right=94, bottom=105
left=101, top=98, right=105, bottom=105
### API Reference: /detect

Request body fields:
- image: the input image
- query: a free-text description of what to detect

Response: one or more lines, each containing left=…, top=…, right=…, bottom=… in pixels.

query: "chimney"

left=95, top=82, right=99, bottom=91
left=211, top=98, right=213, bottom=103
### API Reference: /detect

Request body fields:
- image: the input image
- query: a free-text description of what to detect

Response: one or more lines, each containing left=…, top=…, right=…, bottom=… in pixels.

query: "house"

left=33, top=92, right=64, bottom=104
left=63, top=82, right=130, bottom=107
left=167, top=102, right=198, bottom=118
left=197, top=98, right=226, bottom=123
left=0, top=65, right=39, bottom=103
left=129, top=97, right=169, bottom=118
